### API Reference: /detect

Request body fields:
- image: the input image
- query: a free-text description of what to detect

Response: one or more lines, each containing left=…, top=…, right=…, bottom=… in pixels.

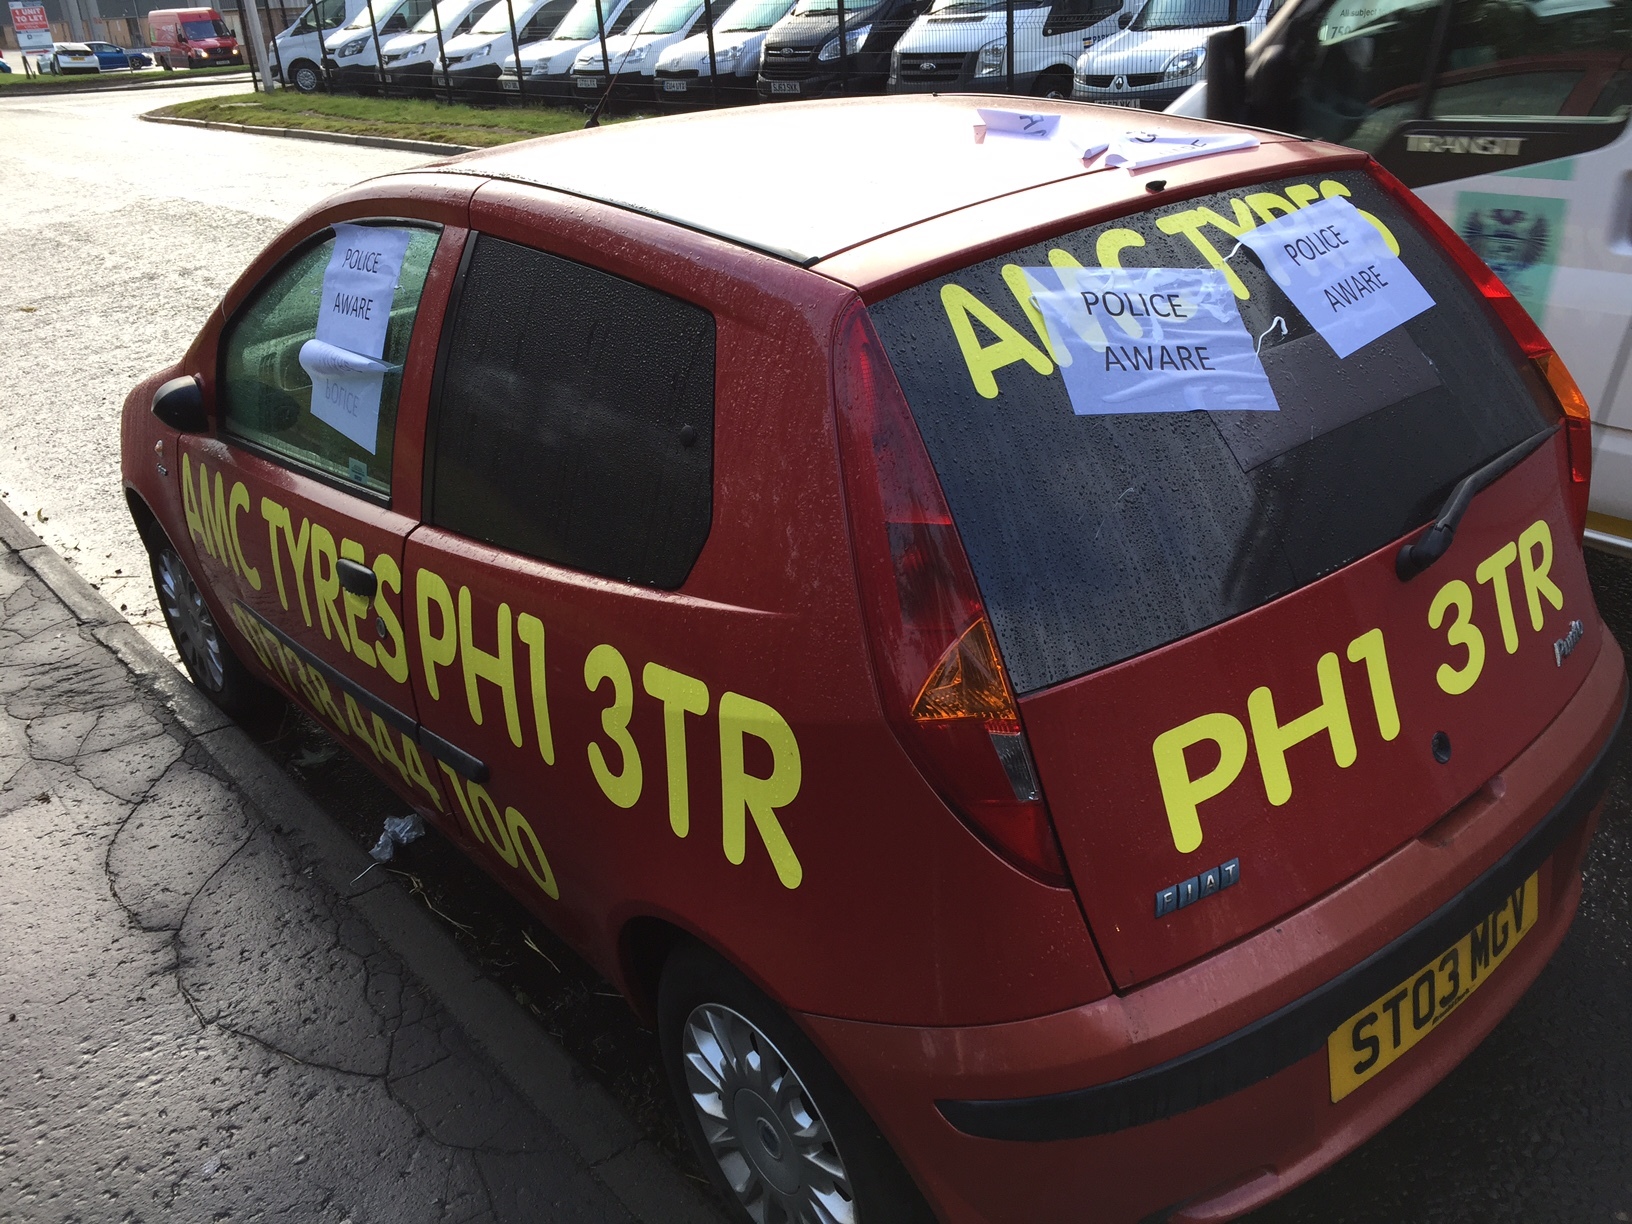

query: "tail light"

left=830, top=301, right=1070, bottom=887
left=1371, top=162, right=1591, bottom=538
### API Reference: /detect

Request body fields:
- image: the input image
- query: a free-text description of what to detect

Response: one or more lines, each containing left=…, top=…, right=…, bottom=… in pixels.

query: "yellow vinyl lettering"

left=1001, top=263, right=1065, bottom=362
left=309, top=524, right=349, bottom=650
left=372, top=554, right=408, bottom=685
left=1096, top=227, right=1146, bottom=268
left=586, top=643, right=642, bottom=809
left=1151, top=712, right=1248, bottom=854
left=467, top=781, right=518, bottom=867
left=506, top=807, right=559, bottom=899
left=1345, top=628, right=1400, bottom=741
left=305, top=667, right=348, bottom=735
left=1318, top=180, right=1400, bottom=255
left=415, top=568, right=457, bottom=701
left=339, top=538, right=377, bottom=669
left=182, top=452, right=206, bottom=549
left=1245, top=190, right=1299, bottom=224
left=718, top=692, right=803, bottom=889
left=399, top=734, right=443, bottom=810
left=517, top=612, right=555, bottom=766
left=1475, top=541, right=1521, bottom=655
left=1156, top=208, right=1252, bottom=299
left=1429, top=579, right=1485, bottom=695
left=457, top=587, right=521, bottom=748
left=1247, top=653, right=1357, bottom=806
left=343, top=692, right=382, bottom=761
left=228, top=481, right=260, bottom=590
left=941, top=282, right=1053, bottom=399
left=642, top=663, right=710, bottom=838
left=1518, top=519, right=1564, bottom=630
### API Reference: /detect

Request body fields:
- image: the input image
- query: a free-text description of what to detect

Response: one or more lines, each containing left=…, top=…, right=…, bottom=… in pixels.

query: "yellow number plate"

left=1328, top=872, right=1538, bottom=1102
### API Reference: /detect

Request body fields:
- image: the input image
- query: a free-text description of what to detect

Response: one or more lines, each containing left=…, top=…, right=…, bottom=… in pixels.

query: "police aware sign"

left=1028, top=266, right=1280, bottom=416
left=1238, top=196, right=1434, bottom=360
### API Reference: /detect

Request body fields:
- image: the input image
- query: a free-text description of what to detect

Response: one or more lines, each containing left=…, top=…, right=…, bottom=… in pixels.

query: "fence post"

left=590, top=0, right=611, bottom=115
left=1004, top=0, right=1013, bottom=93
left=701, top=0, right=718, bottom=105
left=269, top=3, right=287, bottom=85
left=836, top=0, right=845, bottom=94
left=502, top=0, right=527, bottom=102
left=365, top=0, right=386, bottom=93
left=242, top=0, right=277, bottom=90
left=430, top=0, right=452, bottom=104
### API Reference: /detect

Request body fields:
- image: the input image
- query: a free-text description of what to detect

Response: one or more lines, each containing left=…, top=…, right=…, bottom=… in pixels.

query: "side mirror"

left=1203, top=24, right=1245, bottom=121
left=1117, top=11, right=1131, bottom=26
left=152, top=375, right=207, bottom=432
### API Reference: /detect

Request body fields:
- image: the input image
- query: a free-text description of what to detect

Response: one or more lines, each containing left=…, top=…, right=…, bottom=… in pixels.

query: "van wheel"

left=150, top=542, right=281, bottom=725
left=658, top=942, right=936, bottom=1224
left=159, top=53, right=174, bottom=71
left=1033, top=67, right=1071, bottom=98
left=289, top=58, right=322, bottom=92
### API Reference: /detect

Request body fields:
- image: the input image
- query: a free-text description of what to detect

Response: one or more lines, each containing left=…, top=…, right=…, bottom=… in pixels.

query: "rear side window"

left=429, top=234, right=714, bottom=588
left=867, top=169, right=1552, bottom=694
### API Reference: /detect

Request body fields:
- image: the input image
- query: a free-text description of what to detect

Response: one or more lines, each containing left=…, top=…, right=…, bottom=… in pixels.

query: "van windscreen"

left=865, top=169, right=1554, bottom=694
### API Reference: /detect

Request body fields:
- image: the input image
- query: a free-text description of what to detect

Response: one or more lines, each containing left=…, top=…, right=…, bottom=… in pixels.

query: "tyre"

left=149, top=542, right=282, bottom=724
left=658, top=942, right=937, bottom=1224
left=1033, top=67, right=1071, bottom=98
left=289, top=58, right=322, bottom=92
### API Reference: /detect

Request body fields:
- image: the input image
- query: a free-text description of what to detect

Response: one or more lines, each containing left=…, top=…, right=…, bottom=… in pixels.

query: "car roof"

left=430, top=96, right=1300, bottom=264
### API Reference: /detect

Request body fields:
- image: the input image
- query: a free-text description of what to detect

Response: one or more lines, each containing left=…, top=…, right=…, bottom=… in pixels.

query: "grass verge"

left=150, top=88, right=617, bottom=146
left=0, top=62, right=247, bottom=88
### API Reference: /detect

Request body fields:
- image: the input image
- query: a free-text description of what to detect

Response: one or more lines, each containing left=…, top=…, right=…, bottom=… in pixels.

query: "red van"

left=120, top=98, right=1623, bottom=1223
left=148, top=7, right=243, bottom=68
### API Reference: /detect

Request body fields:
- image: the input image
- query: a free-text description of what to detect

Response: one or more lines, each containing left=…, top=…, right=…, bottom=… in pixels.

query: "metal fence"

left=270, top=0, right=1235, bottom=116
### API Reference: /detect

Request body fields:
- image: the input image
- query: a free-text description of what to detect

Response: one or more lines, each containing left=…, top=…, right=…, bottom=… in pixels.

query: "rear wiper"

left=1396, top=425, right=1558, bottom=582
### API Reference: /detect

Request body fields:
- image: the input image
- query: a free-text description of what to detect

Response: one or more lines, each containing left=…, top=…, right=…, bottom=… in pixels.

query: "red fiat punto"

left=121, top=97, right=1624, bottom=1223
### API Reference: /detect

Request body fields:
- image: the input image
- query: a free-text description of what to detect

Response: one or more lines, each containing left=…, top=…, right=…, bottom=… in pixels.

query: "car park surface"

left=118, top=95, right=1620, bottom=1223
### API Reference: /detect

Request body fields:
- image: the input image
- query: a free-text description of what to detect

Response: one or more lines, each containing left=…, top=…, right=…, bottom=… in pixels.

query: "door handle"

left=336, top=558, right=377, bottom=599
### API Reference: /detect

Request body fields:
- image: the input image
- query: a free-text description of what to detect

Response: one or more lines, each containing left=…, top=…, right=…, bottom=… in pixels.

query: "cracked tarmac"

left=0, top=518, right=636, bottom=1222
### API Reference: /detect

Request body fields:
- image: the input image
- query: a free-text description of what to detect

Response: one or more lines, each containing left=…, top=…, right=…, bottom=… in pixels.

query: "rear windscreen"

left=867, top=169, right=1553, bottom=694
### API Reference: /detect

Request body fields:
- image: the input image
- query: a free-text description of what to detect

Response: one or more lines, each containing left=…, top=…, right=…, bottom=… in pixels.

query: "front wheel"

left=658, top=942, right=936, bottom=1224
left=150, top=543, right=281, bottom=724
left=289, top=58, right=322, bottom=92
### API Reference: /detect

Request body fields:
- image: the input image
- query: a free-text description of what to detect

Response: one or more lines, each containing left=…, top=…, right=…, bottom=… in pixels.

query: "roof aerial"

left=437, top=96, right=1276, bottom=265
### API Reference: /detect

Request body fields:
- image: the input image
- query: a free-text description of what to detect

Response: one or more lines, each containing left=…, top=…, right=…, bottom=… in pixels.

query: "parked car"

left=148, top=7, right=243, bottom=68
left=43, top=42, right=102, bottom=73
left=86, top=40, right=151, bottom=69
left=275, top=0, right=369, bottom=91
left=652, top=0, right=797, bottom=102
left=1073, top=0, right=1280, bottom=108
left=757, top=0, right=930, bottom=98
left=322, top=0, right=437, bottom=88
left=568, top=0, right=706, bottom=101
left=381, top=0, right=499, bottom=89
left=122, top=94, right=1622, bottom=1224
left=1169, top=0, right=1632, bottom=558
left=888, top=0, right=1135, bottom=97
left=498, top=0, right=652, bottom=99
left=430, top=0, right=575, bottom=92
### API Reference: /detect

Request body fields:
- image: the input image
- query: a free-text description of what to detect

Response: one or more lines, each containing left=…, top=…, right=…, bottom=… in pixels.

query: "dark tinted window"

left=430, top=235, right=714, bottom=588
left=867, top=169, right=1553, bottom=693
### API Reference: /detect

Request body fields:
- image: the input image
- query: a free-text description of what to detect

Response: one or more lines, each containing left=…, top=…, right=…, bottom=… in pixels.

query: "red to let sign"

left=9, top=1, right=53, bottom=48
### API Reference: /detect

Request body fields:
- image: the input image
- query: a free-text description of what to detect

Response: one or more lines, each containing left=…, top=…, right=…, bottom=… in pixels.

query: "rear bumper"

left=801, top=619, right=1625, bottom=1224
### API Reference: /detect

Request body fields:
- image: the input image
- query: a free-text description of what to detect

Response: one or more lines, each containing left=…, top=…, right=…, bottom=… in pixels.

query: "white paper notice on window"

left=306, top=223, right=413, bottom=454
left=1025, top=266, right=1280, bottom=416
left=1235, top=195, right=1434, bottom=359
left=1100, top=129, right=1260, bottom=172
left=975, top=108, right=1061, bottom=139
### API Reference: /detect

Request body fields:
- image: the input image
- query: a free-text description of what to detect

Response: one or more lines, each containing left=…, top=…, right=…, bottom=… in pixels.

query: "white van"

left=431, top=0, right=575, bottom=88
left=322, top=0, right=437, bottom=85
left=1169, top=0, right=1632, bottom=552
left=274, top=0, right=369, bottom=91
left=381, top=0, right=499, bottom=87
left=887, top=0, right=1135, bottom=98
left=499, top=0, right=654, bottom=98
left=1073, top=0, right=1279, bottom=109
left=652, top=0, right=796, bottom=101
left=569, top=0, right=706, bottom=101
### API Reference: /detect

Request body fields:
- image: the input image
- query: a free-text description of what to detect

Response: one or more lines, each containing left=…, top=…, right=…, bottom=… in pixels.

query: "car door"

left=177, top=213, right=462, bottom=822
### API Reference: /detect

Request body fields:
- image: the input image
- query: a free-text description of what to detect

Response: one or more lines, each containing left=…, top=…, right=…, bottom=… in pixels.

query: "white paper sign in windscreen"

left=1237, top=195, right=1433, bottom=359
left=1026, top=266, right=1280, bottom=416
left=301, top=223, right=413, bottom=453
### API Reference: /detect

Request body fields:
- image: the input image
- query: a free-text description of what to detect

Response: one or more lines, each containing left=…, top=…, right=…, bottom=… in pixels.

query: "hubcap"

left=681, top=1003, right=857, bottom=1224
left=156, top=549, right=226, bottom=692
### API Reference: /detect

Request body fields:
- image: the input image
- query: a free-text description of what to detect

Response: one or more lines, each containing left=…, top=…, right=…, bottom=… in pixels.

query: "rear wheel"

left=658, top=942, right=936, bottom=1224
left=150, top=542, right=281, bottom=724
left=289, top=58, right=321, bottom=92
left=1033, top=66, right=1071, bottom=98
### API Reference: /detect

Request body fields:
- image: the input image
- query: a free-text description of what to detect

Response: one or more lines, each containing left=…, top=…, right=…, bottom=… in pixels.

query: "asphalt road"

left=2, top=85, right=1630, bottom=1224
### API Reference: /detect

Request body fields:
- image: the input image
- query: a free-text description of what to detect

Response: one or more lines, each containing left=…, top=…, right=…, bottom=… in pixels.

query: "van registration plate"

left=500, top=77, right=519, bottom=89
left=1327, top=872, right=1538, bottom=1102
left=770, top=80, right=799, bottom=93
left=575, top=74, right=598, bottom=88
left=662, top=78, right=687, bottom=91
